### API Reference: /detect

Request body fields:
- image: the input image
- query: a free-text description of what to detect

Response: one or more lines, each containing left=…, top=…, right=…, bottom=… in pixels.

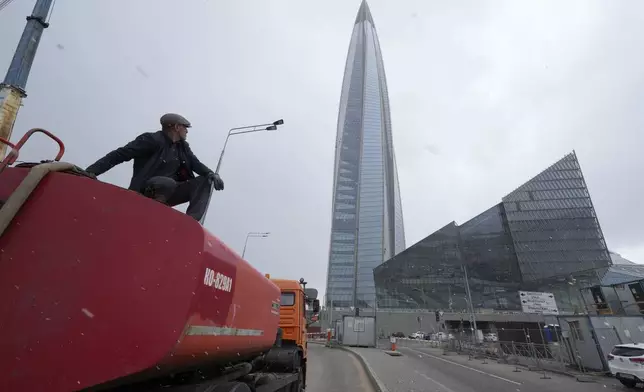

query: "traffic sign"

left=519, top=291, right=559, bottom=315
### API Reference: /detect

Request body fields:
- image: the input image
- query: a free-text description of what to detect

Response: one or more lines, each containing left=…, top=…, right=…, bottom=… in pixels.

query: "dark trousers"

left=142, top=176, right=211, bottom=222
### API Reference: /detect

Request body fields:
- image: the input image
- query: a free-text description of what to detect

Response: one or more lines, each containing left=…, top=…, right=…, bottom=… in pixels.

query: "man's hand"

left=208, top=172, right=224, bottom=191
left=84, top=168, right=98, bottom=180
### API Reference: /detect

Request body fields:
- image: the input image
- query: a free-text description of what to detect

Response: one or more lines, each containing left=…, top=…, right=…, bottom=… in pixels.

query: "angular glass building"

left=374, top=152, right=613, bottom=312
left=326, top=0, right=405, bottom=310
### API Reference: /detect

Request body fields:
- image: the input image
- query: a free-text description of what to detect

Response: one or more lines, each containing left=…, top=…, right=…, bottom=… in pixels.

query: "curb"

left=337, top=346, right=389, bottom=392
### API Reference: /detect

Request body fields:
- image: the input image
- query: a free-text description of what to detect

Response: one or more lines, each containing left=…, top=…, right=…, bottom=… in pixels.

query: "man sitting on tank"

left=85, top=113, right=224, bottom=222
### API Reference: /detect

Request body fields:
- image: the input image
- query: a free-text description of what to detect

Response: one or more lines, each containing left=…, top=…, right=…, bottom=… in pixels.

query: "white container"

left=340, top=316, right=376, bottom=347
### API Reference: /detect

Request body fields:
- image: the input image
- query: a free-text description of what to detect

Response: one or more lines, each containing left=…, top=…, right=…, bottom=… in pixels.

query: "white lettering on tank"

left=203, top=268, right=233, bottom=292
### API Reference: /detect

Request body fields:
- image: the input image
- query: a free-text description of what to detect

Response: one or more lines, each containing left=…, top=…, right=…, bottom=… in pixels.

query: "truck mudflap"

left=262, top=347, right=302, bottom=373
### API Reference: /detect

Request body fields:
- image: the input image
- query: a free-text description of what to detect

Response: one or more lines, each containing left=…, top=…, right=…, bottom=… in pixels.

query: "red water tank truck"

left=0, top=128, right=316, bottom=392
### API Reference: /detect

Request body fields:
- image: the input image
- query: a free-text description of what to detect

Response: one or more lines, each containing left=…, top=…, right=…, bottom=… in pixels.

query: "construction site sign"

left=519, top=291, right=559, bottom=315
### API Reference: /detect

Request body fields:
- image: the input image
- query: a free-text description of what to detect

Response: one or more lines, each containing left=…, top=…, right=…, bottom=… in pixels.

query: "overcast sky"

left=1, top=0, right=643, bottom=299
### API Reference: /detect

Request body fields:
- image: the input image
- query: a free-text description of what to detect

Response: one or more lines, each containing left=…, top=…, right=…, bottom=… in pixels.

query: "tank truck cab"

left=264, top=275, right=320, bottom=390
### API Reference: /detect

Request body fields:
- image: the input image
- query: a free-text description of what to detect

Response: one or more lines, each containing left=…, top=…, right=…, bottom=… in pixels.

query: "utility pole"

left=455, top=227, right=478, bottom=343
left=462, top=264, right=479, bottom=342
left=0, top=0, right=54, bottom=158
left=328, top=292, right=333, bottom=332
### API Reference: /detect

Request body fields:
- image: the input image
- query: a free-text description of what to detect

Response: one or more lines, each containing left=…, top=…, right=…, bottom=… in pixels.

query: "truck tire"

left=290, top=354, right=304, bottom=392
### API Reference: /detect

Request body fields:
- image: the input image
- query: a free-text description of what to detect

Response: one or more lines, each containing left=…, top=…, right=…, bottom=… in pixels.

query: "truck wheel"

left=205, top=381, right=251, bottom=392
left=290, top=355, right=304, bottom=392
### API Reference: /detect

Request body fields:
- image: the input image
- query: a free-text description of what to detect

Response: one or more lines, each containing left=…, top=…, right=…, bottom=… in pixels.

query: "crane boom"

left=0, top=0, right=53, bottom=158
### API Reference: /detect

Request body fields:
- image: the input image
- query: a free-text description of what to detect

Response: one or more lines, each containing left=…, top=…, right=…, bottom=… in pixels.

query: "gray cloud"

left=1, top=0, right=642, bottom=299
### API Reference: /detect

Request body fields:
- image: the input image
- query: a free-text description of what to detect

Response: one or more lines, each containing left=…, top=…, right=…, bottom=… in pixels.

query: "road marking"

left=404, top=347, right=522, bottom=386
left=414, top=370, right=457, bottom=392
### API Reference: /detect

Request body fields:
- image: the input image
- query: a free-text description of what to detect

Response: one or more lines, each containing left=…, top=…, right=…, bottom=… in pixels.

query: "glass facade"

left=326, top=1, right=405, bottom=309
left=502, top=152, right=611, bottom=281
left=374, top=152, right=612, bottom=313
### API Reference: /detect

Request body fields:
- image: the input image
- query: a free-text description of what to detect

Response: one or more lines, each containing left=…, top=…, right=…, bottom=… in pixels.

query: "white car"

left=484, top=332, right=498, bottom=342
left=435, top=332, right=454, bottom=341
left=410, top=331, right=425, bottom=340
left=608, top=343, right=644, bottom=388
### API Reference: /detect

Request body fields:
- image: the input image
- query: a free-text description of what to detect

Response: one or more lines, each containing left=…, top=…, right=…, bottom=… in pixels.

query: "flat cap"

left=160, top=113, right=191, bottom=128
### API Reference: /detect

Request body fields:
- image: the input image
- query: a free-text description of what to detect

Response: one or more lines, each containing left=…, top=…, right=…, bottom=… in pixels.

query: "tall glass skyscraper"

left=326, top=0, right=405, bottom=310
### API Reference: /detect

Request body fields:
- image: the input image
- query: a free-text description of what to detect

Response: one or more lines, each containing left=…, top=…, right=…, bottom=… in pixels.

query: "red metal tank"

left=0, top=167, right=282, bottom=392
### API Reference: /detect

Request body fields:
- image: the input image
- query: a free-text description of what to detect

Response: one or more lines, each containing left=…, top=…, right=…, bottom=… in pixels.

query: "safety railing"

left=0, top=128, right=66, bottom=174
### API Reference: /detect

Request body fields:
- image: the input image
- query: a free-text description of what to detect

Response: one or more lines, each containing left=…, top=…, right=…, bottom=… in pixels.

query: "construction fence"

left=386, top=327, right=584, bottom=373
left=382, top=315, right=644, bottom=374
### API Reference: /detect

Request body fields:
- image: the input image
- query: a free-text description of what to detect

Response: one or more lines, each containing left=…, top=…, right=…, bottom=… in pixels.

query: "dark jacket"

left=86, top=131, right=213, bottom=192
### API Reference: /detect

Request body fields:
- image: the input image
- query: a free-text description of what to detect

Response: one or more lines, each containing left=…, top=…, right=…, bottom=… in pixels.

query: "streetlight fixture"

left=241, top=231, right=270, bottom=259
left=199, top=119, right=284, bottom=225
left=214, top=119, right=284, bottom=175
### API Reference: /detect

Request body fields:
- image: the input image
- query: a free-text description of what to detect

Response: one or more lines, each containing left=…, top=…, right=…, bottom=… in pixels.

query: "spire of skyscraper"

left=354, top=0, right=374, bottom=25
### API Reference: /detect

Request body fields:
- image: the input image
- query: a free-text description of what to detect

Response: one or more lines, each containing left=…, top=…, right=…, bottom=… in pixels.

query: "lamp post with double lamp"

left=241, top=231, right=270, bottom=259
left=215, top=119, right=284, bottom=175
left=199, top=119, right=284, bottom=225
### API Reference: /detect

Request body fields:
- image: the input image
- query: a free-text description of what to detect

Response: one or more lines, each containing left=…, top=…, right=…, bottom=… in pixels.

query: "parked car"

left=607, top=343, right=644, bottom=388
left=410, top=331, right=426, bottom=339
left=484, top=332, right=498, bottom=342
left=435, top=332, right=454, bottom=341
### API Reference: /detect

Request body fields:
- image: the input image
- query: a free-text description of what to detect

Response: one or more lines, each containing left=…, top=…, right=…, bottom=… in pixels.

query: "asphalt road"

left=306, top=343, right=375, bottom=392
left=349, top=345, right=627, bottom=392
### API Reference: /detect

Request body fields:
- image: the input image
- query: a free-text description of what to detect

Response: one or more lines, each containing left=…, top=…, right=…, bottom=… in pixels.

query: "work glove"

left=208, top=172, right=224, bottom=191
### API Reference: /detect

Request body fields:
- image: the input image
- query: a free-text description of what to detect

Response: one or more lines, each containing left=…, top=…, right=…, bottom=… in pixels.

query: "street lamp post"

left=199, top=119, right=284, bottom=225
left=329, top=292, right=333, bottom=332
left=215, top=119, right=284, bottom=175
left=462, top=264, right=479, bottom=343
left=241, top=231, right=270, bottom=259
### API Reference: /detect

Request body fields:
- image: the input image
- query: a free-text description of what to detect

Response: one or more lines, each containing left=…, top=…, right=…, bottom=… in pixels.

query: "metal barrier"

left=306, top=333, right=327, bottom=340
left=384, top=332, right=606, bottom=379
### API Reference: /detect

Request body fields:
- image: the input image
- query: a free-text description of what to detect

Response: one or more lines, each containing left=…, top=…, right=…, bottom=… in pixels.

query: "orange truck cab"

left=265, top=275, right=320, bottom=387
